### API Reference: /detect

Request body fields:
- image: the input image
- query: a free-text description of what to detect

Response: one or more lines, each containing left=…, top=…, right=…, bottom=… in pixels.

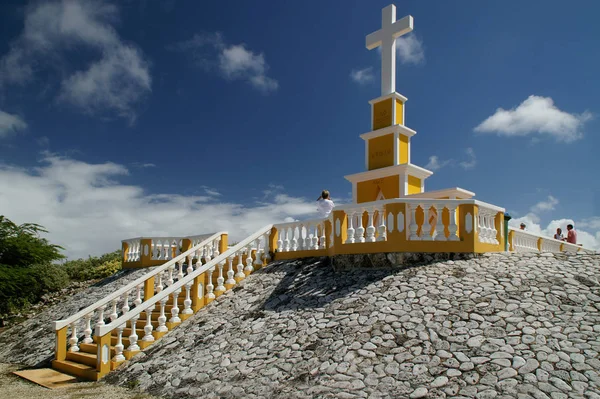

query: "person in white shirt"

left=316, top=190, right=335, bottom=218
left=554, top=227, right=564, bottom=241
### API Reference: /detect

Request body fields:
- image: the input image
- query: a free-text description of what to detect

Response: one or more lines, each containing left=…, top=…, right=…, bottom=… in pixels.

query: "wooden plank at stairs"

left=51, top=359, right=99, bottom=381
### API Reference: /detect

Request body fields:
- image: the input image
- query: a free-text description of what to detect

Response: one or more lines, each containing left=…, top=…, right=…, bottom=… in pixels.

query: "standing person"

left=566, top=224, right=577, bottom=244
left=554, top=228, right=564, bottom=241
left=316, top=190, right=335, bottom=218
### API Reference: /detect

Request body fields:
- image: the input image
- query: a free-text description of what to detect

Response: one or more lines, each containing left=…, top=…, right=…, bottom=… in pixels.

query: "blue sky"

left=0, top=0, right=599, bottom=258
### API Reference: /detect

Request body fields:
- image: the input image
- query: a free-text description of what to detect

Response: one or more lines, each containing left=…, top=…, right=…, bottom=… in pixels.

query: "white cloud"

left=0, top=110, right=27, bottom=138
left=172, top=32, right=278, bottom=93
left=530, top=195, right=559, bottom=213
left=350, top=67, right=374, bottom=85
left=0, top=154, right=317, bottom=259
left=425, top=155, right=451, bottom=171
left=579, top=217, right=600, bottom=230
left=396, top=34, right=425, bottom=65
left=459, top=147, right=476, bottom=170
left=0, top=0, right=151, bottom=122
left=475, top=95, right=592, bottom=142
left=425, top=148, right=476, bottom=171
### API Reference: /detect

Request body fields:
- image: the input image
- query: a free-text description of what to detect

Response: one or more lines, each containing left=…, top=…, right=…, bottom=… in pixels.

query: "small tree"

left=0, top=216, right=65, bottom=267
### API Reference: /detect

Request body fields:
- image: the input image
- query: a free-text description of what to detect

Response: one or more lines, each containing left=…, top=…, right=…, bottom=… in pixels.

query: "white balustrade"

left=477, top=207, right=499, bottom=245
left=273, top=219, right=328, bottom=252
left=128, top=315, right=140, bottom=351
left=113, top=325, right=126, bottom=362
left=123, top=239, right=141, bottom=263
left=142, top=306, right=155, bottom=342
left=541, top=238, right=562, bottom=253
left=215, top=262, right=226, bottom=293
left=512, top=230, right=539, bottom=252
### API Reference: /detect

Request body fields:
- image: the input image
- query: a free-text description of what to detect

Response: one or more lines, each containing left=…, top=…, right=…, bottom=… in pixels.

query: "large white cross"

left=366, top=5, right=414, bottom=96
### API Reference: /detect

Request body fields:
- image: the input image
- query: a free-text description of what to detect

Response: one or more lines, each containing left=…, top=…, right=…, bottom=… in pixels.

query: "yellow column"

left=459, top=204, right=476, bottom=252
left=96, top=332, right=112, bottom=378
left=219, top=234, right=228, bottom=254
left=332, top=210, right=348, bottom=249
left=507, top=230, right=515, bottom=251
left=139, top=238, right=152, bottom=267
left=537, top=238, right=543, bottom=251
left=324, top=220, right=333, bottom=255
left=385, top=203, right=406, bottom=250
left=191, top=272, right=206, bottom=312
left=495, top=212, right=504, bottom=251
left=55, top=327, right=67, bottom=362
left=144, top=276, right=155, bottom=301
left=121, top=241, right=129, bottom=264
left=181, top=238, right=192, bottom=253
left=269, top=228, right=279, bottom=259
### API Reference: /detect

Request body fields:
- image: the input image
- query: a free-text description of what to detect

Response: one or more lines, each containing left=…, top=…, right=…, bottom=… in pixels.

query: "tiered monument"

left=345, top=5, right=475, bottom=203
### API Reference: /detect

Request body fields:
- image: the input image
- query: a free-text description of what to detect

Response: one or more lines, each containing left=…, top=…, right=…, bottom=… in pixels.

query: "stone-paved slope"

left=0, top=267, right=157, bottom=367
left=105, top=253, right=600, bottom=399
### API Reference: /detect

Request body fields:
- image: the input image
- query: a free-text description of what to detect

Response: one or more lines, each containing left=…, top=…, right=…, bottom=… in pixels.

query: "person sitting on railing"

left=565, top=224, right=577, bottom=244
left=316, top=190, right=335, bottom=218
left=554, top=228, right=564, bottom=241
left=520, top=223, right=526, bottom=230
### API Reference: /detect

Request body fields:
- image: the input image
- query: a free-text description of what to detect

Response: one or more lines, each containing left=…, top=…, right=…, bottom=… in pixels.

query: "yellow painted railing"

left=271, top=199, right=506, bottom=260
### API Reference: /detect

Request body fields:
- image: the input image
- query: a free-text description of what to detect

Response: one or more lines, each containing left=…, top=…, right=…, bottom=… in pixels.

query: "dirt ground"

left=0, top=363, right=157, bottom=399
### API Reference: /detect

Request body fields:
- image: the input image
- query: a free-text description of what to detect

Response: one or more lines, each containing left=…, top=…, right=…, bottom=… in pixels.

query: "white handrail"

left=96, top=225, right=273, bottom=337
left=54, top=231, right=226, bottom=330
left=274, top=218, right=327, bottom=229
left=509, top=227, right=595, bottom=253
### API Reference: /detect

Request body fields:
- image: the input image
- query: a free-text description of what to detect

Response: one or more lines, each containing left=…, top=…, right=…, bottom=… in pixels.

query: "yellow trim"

left=407, top=176, right=421, bottom=195
left=395, top=99, right=404, bottom=125
left=398, top=134, right=409, bottom=164
left=144, top=276, right=155, bottom=301
left=55, top=327, right=67, bottom=362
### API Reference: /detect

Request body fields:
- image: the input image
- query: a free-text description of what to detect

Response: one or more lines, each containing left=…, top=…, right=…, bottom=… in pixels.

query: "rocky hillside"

left=0, top=267, right=157, bottom=367
left=99, top=253, right=600, bottom=399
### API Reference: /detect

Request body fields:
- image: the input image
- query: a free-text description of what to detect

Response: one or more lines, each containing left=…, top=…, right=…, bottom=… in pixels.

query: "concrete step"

left=66, top=350, right=97, bottom=368
left=51, top=359, right=99, bottom=381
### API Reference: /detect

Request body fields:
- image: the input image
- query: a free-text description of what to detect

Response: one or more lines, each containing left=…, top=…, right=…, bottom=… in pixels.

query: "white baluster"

left=110, top=298, right=119, bottom=321
left=213, top=238, right=221, bottom=258
left=150, top=241, right=156, bottom=260
left=226, top=257, right=236, bottom=286
left=346, top=211, right=356, bottom=244
left=122, top=292, right=130, bottom=314
left=128, top=315, right=140, bottom=352
left=142, top=306, right=155, bottom=342
left=490, top=212, right=498, bottom=243
left=82, top=313, right=93, bottom=344
left=319, top=222, right=326, bottom=249
left=420, top=204, right=433, bottom=241
left=377, top=208, right=387, bottom=242
left=183, top=283, right=193, bottom=314
left=447, top=204, right=459, bottom=241
left=277, top=230, right=283, bottom=252
left=155, top=240, right=162, bottom=259
left=283, top=228, right=291, bottom=252
left=329, top=217, right=334, bottom=248
left=263, top=231, right=271, bottom=261
left=355, top=210, right=366, bottom=242
left=133, top=284, right=143, bottom=307
left=244, top=246, right=254, bottom=274
left=215, top=262, right=226, bottom=293
left=205, top=244, right=213, bottom=263
left=409, top=204, right=419, bottom=240
left=206, top=268, right=216, bottom=300
left=156, top=272, right=164, bottom=293
left=177, top=260, right=184, bottom=280
left=296, top=223, right=304, bottom=251
left=186, top=255, right=193, bottom=275
left=96, top=305, right=105, bottom=327
left=312, top=224, right=319, bottom=249
left=167, top=265, right=174, bottom=286
left=194, top=248, right=203, bottom=268
left=156, top=297, right=168, bottom=332
left=291, top=227, right=298, bottom=251
left=254, top=238, right=263, bottom=267
left=113, top=324, right=126, bottom=362
left=434, top=204, right=447, bottom=241
left=366, top=208, right=376, bottom=242
left=169, top=290, right=181, bottom=324
left=68, top=323, right=79, bottom=352
left=235, top=253, right=245, bottom=280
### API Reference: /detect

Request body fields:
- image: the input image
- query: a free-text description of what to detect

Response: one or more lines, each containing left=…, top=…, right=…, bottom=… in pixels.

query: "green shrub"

left=0, top=216, right=64, bottom=267
left=63, top=250, right=122, bottom=281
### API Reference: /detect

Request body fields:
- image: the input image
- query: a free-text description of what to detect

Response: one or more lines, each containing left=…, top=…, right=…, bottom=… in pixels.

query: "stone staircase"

left=51, top=226, right=273, bottom=381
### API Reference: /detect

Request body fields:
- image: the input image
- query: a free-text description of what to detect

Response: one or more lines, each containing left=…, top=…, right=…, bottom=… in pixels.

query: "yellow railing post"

left=219, top=234, right=228, bottom=254
left=458, top=203, right=476, bottom=251
left=537, top=238, right=543, bottom=251
left=181, top=238, right=192, bottom=253
left=385, top=202, right=406, bottom=250
left=121, top=241, right=129, bottom=264
left=269, top=228, right=279, bottom=258
left=332, top=210, right=348, bottom=249
left=495, top=212, right=504, bottom=251
left=55, top=327, right=67, bottom=362
left=96, top=332, right=112, bottom=378
left=324, top=219, right=333, bottom=254
left=507, top=230, right=515, bottom=251
left=144, top=276, right=155, bottom=301
left=191, top=272, right=206, bottom=312
left=139, top=238, right=152, bottom=267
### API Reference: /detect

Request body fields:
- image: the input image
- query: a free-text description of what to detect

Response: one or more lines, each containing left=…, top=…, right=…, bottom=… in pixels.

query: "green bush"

left=0, top=263, right=70, bottom=316
left=63, top=250, right=122, bottom=281
left=0, top=216, right=64, bottom=267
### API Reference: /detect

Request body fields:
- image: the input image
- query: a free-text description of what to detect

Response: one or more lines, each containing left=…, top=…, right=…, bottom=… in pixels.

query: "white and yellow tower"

left=345, top=5, right=475, bottom=203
